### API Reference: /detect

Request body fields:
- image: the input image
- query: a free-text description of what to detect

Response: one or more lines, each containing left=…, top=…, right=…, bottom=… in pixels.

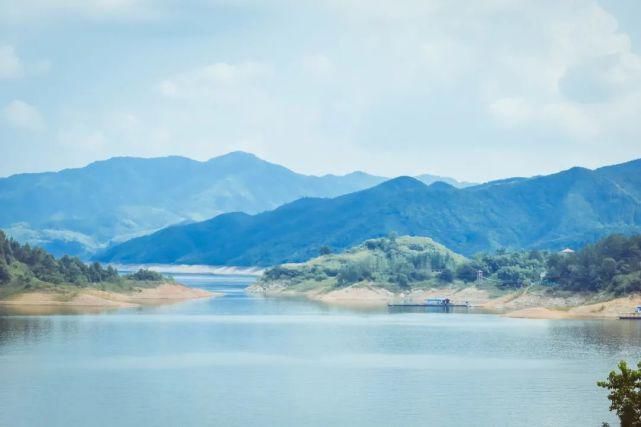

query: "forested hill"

left=98, top=158, right=641, bottom=266
left=262, top=234, right=641, bottom=295
left=0, top=231, right=163, bottom=294
left=0, top=152, right=384, bottom=257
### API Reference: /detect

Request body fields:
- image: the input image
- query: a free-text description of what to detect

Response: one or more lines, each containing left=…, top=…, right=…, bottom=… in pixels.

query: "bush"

left=263, top=266, right=301, bottom=281
left=127, top=269, right=164, bottom=281
left=456, top=264, right=478, bottom=282
left=438, top=268, right=454, bottom=283
left=597, top=360, right=641, bottom=426
left=0, top=261, right=10, bottom=284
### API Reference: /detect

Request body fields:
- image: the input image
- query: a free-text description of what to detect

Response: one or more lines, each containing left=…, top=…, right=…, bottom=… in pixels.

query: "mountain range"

left=0, top=151, right=471, bottom=257
left=96, top=158, right=641, bottom=266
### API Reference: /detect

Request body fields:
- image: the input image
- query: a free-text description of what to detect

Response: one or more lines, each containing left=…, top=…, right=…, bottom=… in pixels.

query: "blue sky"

left=1, top=0, right=641, bottom=182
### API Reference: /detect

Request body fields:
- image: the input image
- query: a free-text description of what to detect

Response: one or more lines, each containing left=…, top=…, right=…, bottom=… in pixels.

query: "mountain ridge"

left=0, top=152, right=470, bottom=257
left=96, top=157, right=641, bottom=266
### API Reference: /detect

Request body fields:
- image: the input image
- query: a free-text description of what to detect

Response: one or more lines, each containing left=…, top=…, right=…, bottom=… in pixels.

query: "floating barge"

left=388, top=297, right=471, bottom=308
left=619, top=306, right=641, bottom=320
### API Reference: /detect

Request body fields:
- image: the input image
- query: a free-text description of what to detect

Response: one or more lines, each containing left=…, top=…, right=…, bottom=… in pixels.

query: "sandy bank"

left=308, top=285, right=395, bottom=306
left=504, top=307, right=574, bottom=319
left=504, top=295, right=641, bottom=319
left=0, top=283, right=217, bottom=309
left=249, top=281, right=641, bottom=319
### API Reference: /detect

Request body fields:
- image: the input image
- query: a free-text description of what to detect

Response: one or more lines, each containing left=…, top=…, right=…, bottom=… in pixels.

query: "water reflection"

left=548, top=320, right=641, bottom=357
left=0, top=316, right=55, bottom=347
left=0, top=274, right=638, bottom=427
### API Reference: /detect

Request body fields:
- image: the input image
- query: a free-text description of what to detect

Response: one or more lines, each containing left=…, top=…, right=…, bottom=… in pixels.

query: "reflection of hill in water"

left=548, top=321, right=641, bottom=356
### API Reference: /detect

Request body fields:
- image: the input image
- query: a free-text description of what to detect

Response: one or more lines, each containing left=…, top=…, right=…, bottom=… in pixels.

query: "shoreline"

left=0, top=283, right=218, bottom=311
left=247, top=282, right=641, bottom=320
left=112, top=263, right=264, bottom=276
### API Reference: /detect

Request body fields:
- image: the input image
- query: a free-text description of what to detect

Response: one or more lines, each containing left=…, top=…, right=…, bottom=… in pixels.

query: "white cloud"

left=32, top=59, right=52, bottom=75
left=58, top=128, right=107, bottom=150
left=301, top=54, right=336, bottom=80
left=158, top=61, right=271, bottom=99
left=482, top=3, right=641, bottom=142
left=316, top=1, right=641, bottom=142
left=489, top=97, right=598, bottom=139
left=0, top=0, right=159, bottom=22
left=0, top=45, right=23, bottom=79
left=488, top=98, right=533, bottom=126
left=3, top=0, right=641, bottom=181
left=3, top=100, right=44, bottom=131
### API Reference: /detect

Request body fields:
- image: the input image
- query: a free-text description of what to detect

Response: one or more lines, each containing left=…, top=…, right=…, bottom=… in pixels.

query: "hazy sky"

left=1, top=0, right=641, bottom=182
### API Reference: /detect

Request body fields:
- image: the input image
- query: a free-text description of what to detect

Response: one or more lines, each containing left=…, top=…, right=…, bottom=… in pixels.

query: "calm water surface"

left=1, top=274, right=640, bottom=427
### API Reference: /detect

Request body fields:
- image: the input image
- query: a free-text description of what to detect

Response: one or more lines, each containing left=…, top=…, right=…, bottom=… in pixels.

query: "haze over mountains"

left=0, top=151, right=471, bottom=257
left=98, top=158, right=641, bottom=267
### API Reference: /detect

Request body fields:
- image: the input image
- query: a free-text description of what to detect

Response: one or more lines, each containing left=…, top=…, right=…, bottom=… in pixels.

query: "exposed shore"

left=113, top=263, right=264, bottom=276
left=247, top=282, right=641, bottom=319
left=0, top=283, right=217, bottom=311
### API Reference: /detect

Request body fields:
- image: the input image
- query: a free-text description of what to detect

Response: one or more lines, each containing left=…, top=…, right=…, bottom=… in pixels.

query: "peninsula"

left=249, top=234, right=641, bottom=319
left=0, top=231, right=214, bottom=310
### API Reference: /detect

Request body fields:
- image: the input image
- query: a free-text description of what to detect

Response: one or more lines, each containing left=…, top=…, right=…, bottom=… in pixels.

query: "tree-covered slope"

left=0, top=152, right=387, bottom=257
left=97, top=158, right=641, bottom=266
left=260, top=234, right=641, bottom=296
left=0, top=230, right=165, bottom=298
left=260, top=236, right=467, bottom=292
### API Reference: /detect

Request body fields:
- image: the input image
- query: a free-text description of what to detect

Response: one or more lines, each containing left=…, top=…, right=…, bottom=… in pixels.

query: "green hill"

left=259, top=236, right=467, bottom=293
left=0, top=230, right=166, bottom=298
left=260, top=234, right=641, bottom=296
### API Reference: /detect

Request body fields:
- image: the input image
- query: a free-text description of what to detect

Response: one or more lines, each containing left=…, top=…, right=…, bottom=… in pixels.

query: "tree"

left=0, top=260, right=10, bottom=284
left=600, top=257, right=617, bottom=281
left=127, top=269, right=164, bottom=281
left=456, top=264, right=478, bottom=282
left=438, top=268, right=454, bottom=283
left=597, top=360, right=641, bottom=426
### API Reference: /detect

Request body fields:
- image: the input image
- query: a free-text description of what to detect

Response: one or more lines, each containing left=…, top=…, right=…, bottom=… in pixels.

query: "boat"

left=387, top=297, right=471, bottom=308
left=619, top=306, right=641, bottom=320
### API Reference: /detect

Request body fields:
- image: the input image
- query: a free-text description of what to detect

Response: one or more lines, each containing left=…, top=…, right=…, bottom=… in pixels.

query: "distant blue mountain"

left=414, top=173, right=476, bottom=188
left=1, top=151, right=471, bottom=257
left=96, top=159, right=641, bottom=266
left=0, top=152, right=385, bottom=256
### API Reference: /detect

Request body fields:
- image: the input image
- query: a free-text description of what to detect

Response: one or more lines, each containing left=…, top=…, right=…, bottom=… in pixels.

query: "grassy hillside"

left=259, top=236, right=467, bottom=293
left=99, top=159, right=641, bottom=266
left=260, top=234, right=641, bottom=296
left=0, top=230, right=167, bottom=299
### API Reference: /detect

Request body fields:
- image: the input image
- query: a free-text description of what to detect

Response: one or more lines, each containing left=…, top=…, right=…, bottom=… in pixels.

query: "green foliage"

left=549, top=234, right=641, bottom=294
left=438, top=268, right=454, bottom=282
left=472, top=250, right=548, bottom=289
left=0, top=230, right=153, bottom=289
left=261, top=233, right=641, bottom=295
left=597, top=361, right=641, bottom=426
left=456, top=264, right=478, bottom=283
left=262, top=236, right=465, bottom=290
left=0, top=260, right=10, bottom=284
left=126, top=269, right=165, bottom=281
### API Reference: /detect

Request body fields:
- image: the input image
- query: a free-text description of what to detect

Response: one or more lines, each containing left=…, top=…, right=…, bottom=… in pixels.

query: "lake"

left=1, top=273, right=639, bottom=426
